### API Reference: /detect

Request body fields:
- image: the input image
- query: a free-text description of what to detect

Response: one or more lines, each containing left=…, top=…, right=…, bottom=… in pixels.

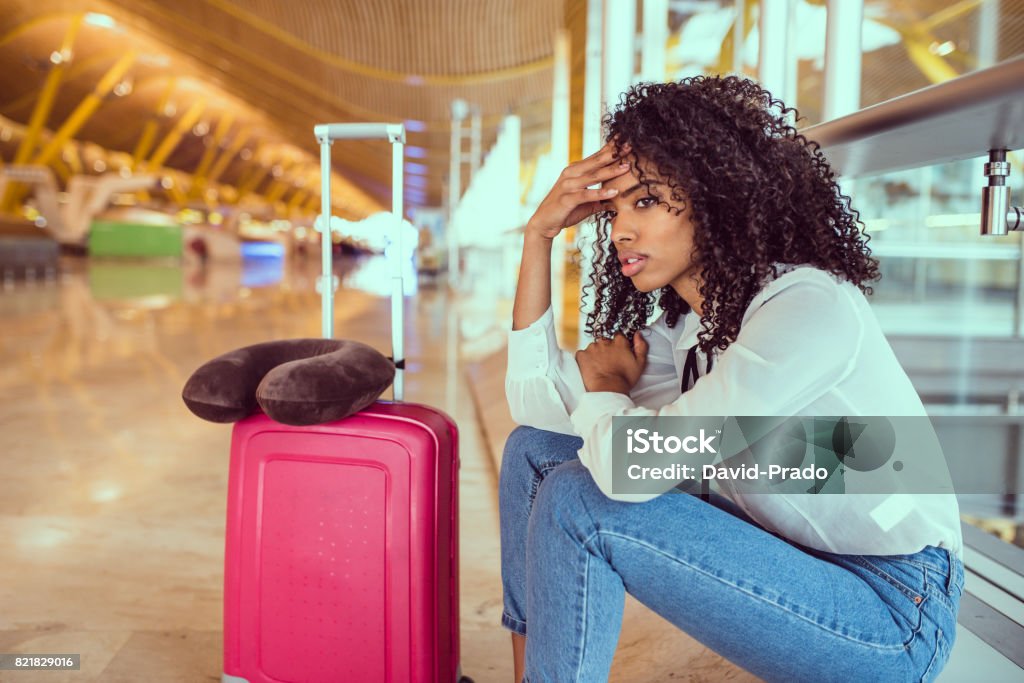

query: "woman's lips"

left=621, top=257, right=647, bottom=278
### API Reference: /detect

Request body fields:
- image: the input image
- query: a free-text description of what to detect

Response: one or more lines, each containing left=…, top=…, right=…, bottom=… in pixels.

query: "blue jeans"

left=499, top=426, right=964, bottom=683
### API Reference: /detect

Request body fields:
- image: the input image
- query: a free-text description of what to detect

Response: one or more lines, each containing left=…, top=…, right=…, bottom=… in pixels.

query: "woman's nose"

left=611, top=220, right=635, bottom=244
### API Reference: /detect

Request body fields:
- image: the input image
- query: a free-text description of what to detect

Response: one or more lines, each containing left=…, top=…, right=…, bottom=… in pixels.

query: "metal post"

left=391, top=131, right=405, bottom=401
left=319, top=135, right=334, bottom=339
left=470, top=108, right=482, bottom=176
left=449, top=99, right=468, bottom=289
left=604, top=0, right=636, bottom=109
left=578, top=0, right=605, bottom=347
left=641, top=0, right=668, bottom=83
left=733, top=0, right=747, bottom=76
left=824, top=0, right=863, bottom=121
left=978, top=0, right=1000, bottom=69
left=758, top=0, right=789, bottom=101
left=552, top=29, right=571, bottom=330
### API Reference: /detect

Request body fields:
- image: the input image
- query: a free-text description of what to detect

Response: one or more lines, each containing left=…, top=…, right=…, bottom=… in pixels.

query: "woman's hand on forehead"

left=524, top=141, right=634, bottom=240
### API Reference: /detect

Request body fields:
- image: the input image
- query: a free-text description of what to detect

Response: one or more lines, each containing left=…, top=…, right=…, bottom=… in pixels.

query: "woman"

left=501, top=75, right=963, bottom=683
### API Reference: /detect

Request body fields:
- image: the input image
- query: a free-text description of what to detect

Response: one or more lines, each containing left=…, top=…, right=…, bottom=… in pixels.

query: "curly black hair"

left=584, top=75, right=879, bottom=355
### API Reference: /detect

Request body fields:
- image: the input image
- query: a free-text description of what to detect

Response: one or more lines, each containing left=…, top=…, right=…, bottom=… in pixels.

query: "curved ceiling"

left=0, top=0, right=562, bottom=215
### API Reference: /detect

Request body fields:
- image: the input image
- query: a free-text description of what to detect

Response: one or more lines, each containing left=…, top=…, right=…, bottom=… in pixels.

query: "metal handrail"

left=802, top=55, right=1024, bottom=179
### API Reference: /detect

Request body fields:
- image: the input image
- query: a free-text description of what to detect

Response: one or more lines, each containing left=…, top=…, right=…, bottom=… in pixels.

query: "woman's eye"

left=605, top=209, right=617, bottom=219
left=636, top=196, right=657, bottom=209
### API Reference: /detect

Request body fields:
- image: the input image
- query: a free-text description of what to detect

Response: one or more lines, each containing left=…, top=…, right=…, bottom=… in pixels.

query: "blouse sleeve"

left=569, top=271, right=866, bottom=502
left=505, top=306, right=681, bottom=436
left=504, top=307, right=587, bottom=435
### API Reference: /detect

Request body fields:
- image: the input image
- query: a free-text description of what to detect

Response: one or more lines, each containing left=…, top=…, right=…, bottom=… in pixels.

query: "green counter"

left=88, top=221, right=183, bottom=258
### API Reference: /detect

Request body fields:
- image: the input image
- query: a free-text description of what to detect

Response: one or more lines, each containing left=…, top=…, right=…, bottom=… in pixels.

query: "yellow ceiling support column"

left=236, top=164, right=271, bottom=201
left=205, top=125, right=252, bottom=188
left=13, top=16, right=82, bottom=164
left=63, top=145, right=83, bottom=176
left=871, top=12, right=962, bottom=85
left=189, top=113, right=235, bottom=199
left=303, top=193, right=320, bottom=214
left=51, top=156, right=72, bottom=183
left=715, top=0, right=756, bottom=75
left=132, top=77, right=178, bottom=168
left=261, top=158, right=298, bottom=206
left=143, top=98, right=207, bottom=172
left=164, top=177, right=189, bottom=207
left=1, top=15, right=83, bottom=212
left=30, top=50, right=136, bottom=170
left=903, top=36, right=961, bottom=83
left=264, top=177, right=292, bottom=205
left=287, top=190, right=307, bottom=215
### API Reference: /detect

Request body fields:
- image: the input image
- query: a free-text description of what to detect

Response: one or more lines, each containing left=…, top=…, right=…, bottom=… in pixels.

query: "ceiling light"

left=138, top=54, right=170, bottom=68
left=163, top=103, right=177, bottom=117
left=119, top=167, right=132, bottom=178
left=160, top=177, right=174, bottom=189
left=84, top=13, right=117, bottom=29
left=93, top=160, right=107, bottom=172
left=405, top=146, right=428, bottom=159
left=113, top=79, right=133, bottom=97
left=404, top=119, right=427, bottom=132
left=193, top=121, right=210, bottom=136
left=240, top=148, right=253, bottom=161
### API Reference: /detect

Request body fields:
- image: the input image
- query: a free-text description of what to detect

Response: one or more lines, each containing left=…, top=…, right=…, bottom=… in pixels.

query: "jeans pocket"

left=920, top=626, right=950, bottom=682
left=852, top=555, right=929, bottom=645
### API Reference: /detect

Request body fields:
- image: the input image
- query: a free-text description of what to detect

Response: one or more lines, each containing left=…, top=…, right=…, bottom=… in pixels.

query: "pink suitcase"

left=221, top=123, right=471, bottom=683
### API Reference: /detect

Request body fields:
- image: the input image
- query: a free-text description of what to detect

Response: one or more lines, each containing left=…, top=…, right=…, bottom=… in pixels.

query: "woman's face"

left=600, top=159, right=700, bottom=298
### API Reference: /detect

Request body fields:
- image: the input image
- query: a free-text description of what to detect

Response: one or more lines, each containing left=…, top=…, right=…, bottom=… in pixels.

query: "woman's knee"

left=500, top=426, right=581, bottom=489
left=530, top=460, right=600, bottom=533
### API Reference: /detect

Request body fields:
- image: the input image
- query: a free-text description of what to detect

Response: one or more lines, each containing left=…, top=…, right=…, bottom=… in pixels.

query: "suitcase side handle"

left=316, top=122, right=406, bottom=402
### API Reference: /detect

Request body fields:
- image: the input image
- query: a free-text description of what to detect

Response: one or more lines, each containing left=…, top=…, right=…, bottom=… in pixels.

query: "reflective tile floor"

left=0, top=254, right=755, bottom=682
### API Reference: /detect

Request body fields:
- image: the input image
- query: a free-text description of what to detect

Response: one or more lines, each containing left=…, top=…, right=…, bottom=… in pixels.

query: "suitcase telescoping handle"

left=314, top=122, right=407, bottom=402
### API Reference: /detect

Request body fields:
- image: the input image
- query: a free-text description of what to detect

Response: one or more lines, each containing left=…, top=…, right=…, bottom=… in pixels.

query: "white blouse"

left=505, top=264, right=963, bottom=558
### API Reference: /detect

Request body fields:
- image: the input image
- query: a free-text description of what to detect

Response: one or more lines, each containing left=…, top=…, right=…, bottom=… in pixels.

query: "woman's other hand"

left=575, top=331, right=649, bottom=395
left=526, top=141, right=632, bottom=241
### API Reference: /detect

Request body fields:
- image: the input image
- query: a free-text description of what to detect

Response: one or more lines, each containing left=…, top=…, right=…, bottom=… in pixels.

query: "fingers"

left=575, top=187, right=619, bottom=204
left=572, top=140, right=629, bottom=177
left=632, top=331, right=649, bottom=362
left=565, top=160, right=631, bottom=192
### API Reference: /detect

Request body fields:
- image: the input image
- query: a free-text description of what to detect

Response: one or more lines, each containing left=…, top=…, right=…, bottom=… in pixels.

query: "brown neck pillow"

left=181, top=338, right=396, bottom=426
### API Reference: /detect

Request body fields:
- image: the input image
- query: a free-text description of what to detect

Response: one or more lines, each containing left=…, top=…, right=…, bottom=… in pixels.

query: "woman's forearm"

left=512, top=231, right=555, bottom=331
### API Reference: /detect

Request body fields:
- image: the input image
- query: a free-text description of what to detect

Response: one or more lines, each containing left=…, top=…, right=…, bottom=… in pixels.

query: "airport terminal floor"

left=0, top=252, right=765, bottom=682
